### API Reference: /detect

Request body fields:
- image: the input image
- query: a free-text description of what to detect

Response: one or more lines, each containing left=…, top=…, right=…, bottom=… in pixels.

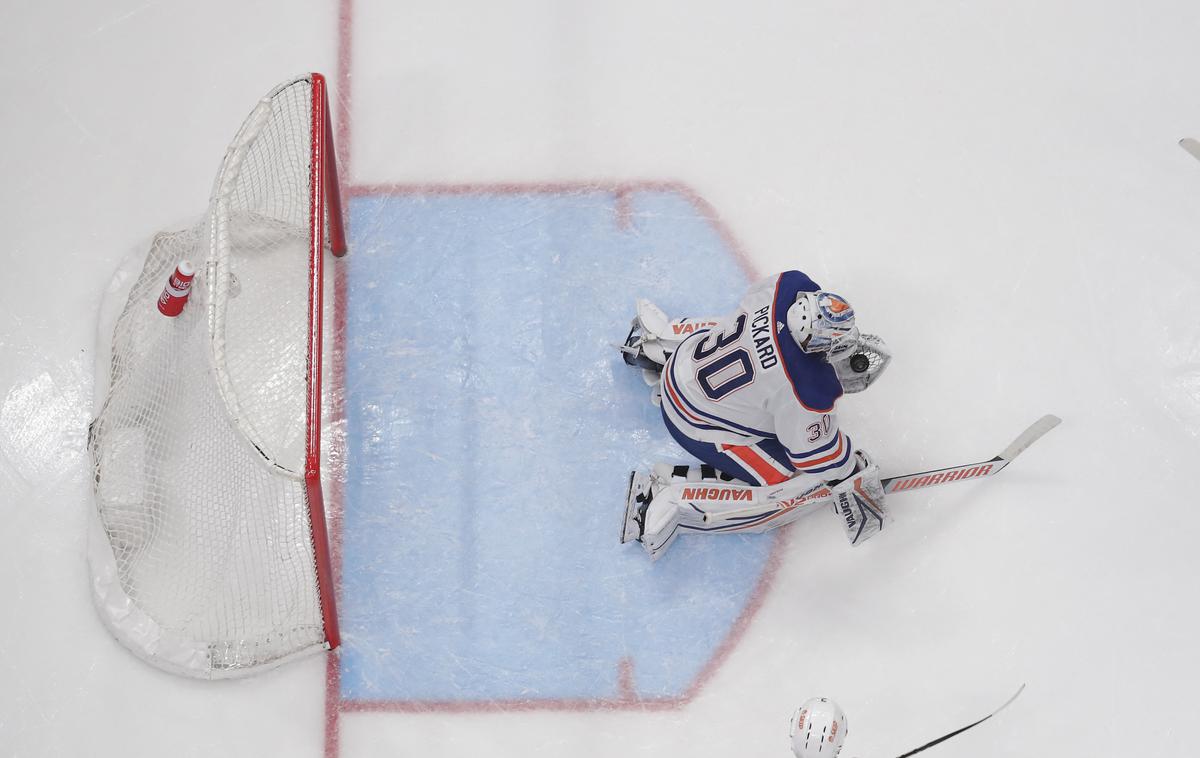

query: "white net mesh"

left=88, top=75, right=335, bottom=678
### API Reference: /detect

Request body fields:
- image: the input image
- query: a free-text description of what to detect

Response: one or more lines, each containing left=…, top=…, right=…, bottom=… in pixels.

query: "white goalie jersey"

left=659, top=271, right=858, bottom=483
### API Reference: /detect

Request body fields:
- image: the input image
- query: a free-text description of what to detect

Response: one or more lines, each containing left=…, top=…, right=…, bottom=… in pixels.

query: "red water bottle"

left=157, top=260, right=195, bottom=317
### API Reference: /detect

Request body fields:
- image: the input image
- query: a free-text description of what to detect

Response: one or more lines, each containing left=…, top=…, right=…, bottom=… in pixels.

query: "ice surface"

left=4, top=0, right=1200, bottom=756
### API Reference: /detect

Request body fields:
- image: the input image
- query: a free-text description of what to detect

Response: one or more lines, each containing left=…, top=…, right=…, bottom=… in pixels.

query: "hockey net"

left=87, top=73, right=345, bottom=678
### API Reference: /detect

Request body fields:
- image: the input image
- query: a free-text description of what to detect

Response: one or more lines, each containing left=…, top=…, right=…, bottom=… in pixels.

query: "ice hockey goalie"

left=617, top=270, right=893, bottom=559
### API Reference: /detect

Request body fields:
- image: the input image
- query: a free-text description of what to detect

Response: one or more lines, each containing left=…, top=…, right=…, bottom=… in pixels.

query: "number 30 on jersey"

left=692, top=314, right=754, bottom=401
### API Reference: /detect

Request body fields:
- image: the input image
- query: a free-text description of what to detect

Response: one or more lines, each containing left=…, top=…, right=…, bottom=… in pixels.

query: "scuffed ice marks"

left=0, top=355, right=91, bottom=492
left=336, top=188, right=770, bottom=703
left=1152, top=261, right=1200, bottom=437
left=1164, top=343, right=1200, bottom=437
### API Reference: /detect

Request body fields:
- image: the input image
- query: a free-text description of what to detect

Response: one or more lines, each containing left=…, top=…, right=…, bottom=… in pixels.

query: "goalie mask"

left=789, top=697, right=848, bottom=758
left=786, top=291, right=860, bottom=359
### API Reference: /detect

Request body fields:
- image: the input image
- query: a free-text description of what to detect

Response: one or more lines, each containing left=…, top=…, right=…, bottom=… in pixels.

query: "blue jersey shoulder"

left=770, top=271, right=843, bottom=412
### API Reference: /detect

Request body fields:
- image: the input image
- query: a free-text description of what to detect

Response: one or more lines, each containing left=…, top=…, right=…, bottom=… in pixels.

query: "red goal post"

left=305, top=71, right=345, bottom=653
left=88, top=73, right=345, bottom=678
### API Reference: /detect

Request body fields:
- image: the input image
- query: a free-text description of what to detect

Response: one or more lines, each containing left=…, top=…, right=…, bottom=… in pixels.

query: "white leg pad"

left=635, top=470, right=834, bottom=559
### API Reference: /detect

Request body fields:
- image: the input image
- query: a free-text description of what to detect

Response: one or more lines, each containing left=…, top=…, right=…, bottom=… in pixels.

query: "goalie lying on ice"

left=617, top=270, right=893, bottom=559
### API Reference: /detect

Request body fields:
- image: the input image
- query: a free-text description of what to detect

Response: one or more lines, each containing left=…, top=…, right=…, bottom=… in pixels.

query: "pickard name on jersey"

left=747, top=303, right=778, bottom=370
left=660, top=271, right=857, bottom=481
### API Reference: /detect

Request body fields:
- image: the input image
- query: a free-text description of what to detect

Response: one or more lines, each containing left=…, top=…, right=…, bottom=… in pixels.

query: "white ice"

left=4, top=1, right=1200, bottom=756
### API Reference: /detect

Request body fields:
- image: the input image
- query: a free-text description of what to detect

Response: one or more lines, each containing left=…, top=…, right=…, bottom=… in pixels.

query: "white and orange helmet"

left=789, top=697, right=848, bottom=758
left=788, top=290, right=892, bottom=393
left=786, top=291, right=860, bottom=358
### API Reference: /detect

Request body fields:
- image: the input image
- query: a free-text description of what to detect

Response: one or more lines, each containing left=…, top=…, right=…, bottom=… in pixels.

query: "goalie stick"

left=882, top=414, right=1060, bottom=494
left=891, top=684, right=1026, bottom=757
left=692, top=415, right=1060, bottom=523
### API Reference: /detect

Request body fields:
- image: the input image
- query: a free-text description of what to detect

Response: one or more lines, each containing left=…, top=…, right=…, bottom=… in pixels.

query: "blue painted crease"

left=340, top=189, right=772, bottom=703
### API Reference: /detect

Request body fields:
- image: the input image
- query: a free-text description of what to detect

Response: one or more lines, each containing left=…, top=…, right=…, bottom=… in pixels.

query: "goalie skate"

left=616, top=299, right=673, bottom=372
left=621, top=470, right=654, bottom=544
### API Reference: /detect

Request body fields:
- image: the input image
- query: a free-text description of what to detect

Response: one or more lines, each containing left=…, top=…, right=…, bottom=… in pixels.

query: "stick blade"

left=993, top=683, right=1026, bottom=715
left=1181, top=137, right=1200, bottom=163
left=998, top=414, right=1060, bottom=462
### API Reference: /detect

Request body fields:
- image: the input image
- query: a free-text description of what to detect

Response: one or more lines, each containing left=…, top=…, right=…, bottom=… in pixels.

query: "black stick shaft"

left=892, top=685, right=1025, bottom=758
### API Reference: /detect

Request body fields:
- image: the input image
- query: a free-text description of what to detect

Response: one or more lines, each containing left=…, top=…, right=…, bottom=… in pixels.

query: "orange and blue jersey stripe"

left=660, top=404, right=796, bottom=487
left=719, top=443, right=792, bottom=485
left=661, top=352, right=772, bottom=439
left=787, top=431, right=854, bottom=475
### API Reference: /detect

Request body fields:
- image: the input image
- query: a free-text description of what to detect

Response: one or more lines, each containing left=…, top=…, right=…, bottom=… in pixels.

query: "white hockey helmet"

left=789, top=697, right=848, bottom=758
left=786, top=291, right=860, bottom=359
